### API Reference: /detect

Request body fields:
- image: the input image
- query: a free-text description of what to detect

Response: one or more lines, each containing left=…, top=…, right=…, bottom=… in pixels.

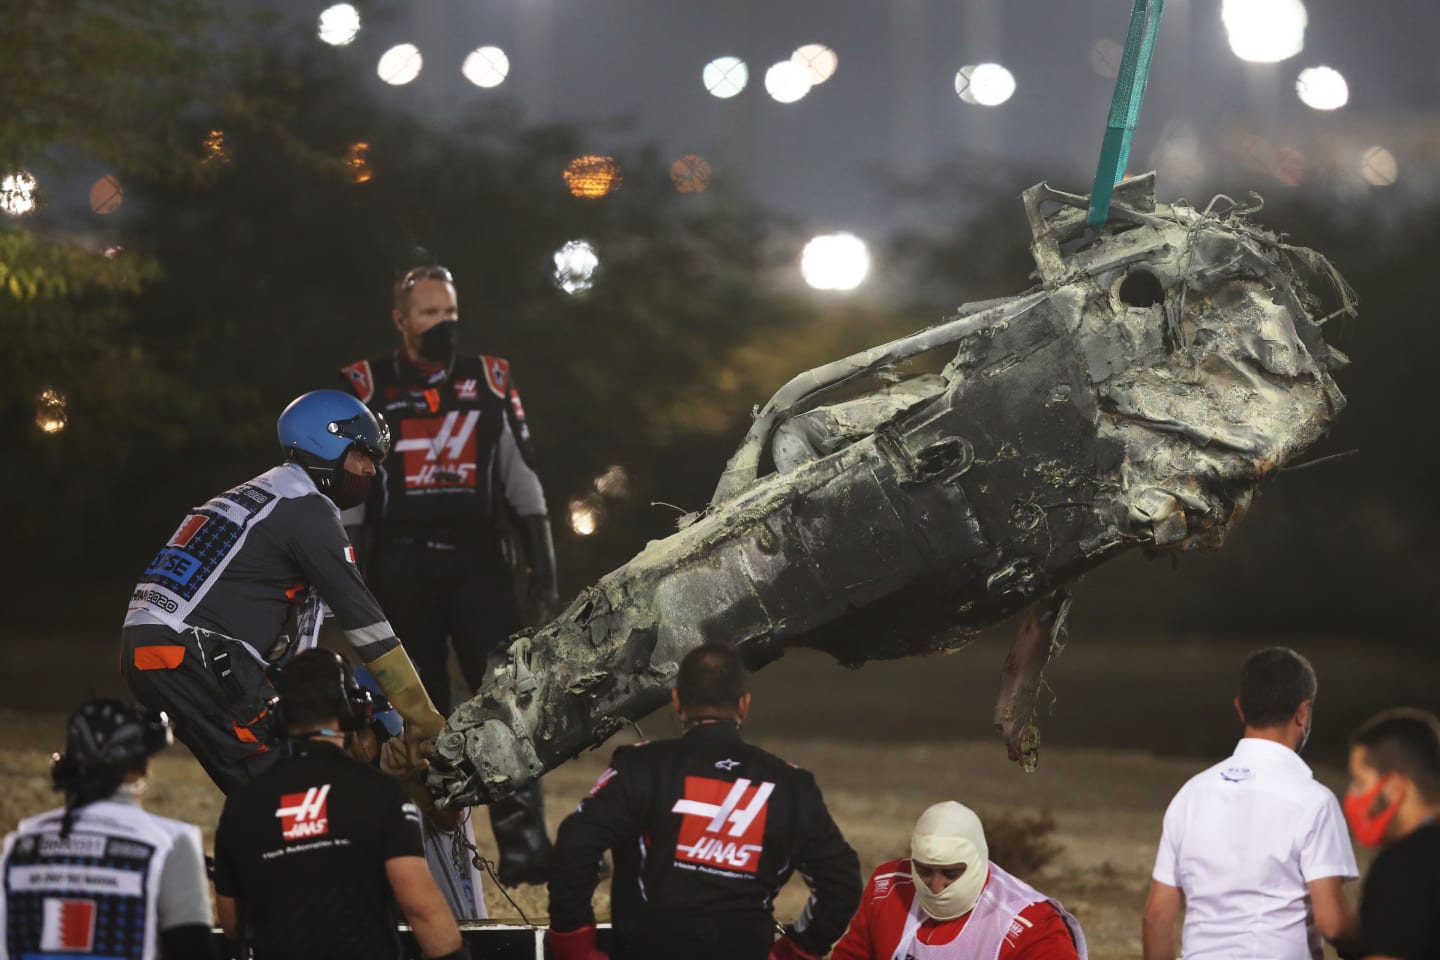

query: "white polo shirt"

left=1153, top=737, right=1358, bottom=960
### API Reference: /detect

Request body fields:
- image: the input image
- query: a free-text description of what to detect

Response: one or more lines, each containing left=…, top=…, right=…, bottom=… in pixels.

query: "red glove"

left=769, top=936, right=822, bottom=960
left=547, top=925, right=608, bottom=960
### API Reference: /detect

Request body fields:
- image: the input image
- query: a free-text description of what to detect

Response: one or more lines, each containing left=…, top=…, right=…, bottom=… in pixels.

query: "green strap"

left=1088, top=0, right=1166, bottom=231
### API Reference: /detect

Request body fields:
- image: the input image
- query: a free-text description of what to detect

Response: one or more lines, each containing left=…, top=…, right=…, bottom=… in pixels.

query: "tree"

left=105, top=49, right=930, bottom=592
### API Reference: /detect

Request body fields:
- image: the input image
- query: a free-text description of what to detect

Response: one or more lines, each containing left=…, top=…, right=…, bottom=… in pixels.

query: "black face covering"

left=330, top=467, right=374, bottom=510
left=418, top=321, right=459, bottom=366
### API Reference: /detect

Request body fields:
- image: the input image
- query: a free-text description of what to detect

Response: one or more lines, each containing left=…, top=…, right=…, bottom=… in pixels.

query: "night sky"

left=307, top=0, right=1440, bottom=232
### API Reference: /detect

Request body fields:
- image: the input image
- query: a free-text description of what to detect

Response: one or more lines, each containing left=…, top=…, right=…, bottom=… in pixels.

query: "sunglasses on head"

left=399, top=265, right=454, bottom=289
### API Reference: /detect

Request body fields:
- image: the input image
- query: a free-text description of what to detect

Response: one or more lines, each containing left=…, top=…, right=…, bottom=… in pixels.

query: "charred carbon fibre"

left=430, top=174, right=1355, bottom=807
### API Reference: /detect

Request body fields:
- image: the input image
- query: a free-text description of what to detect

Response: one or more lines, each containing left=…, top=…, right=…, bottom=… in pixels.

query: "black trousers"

left=120, top=624, right=283, bottom=794
left=372, top=538, right=551, bottom=879
left=372, top=539, right=522, bottom=715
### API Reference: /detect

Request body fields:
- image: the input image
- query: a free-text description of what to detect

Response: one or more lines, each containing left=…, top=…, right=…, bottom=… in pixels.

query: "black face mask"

left=418, top=321, right=459, bottom=367
left=330, top=468, right=374, bottom=510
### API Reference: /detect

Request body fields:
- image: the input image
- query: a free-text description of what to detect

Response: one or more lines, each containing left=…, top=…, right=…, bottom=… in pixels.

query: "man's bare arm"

left=215, top=895, right=240, bottom=941
left=386, top=855, right=464, bottom=958
left=1141, top=879, right=1184, bottom=960
left=1307, top=875, right=1360, bottom=954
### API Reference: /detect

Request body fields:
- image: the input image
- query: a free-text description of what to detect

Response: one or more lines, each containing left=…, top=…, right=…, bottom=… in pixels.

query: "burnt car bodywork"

left=431, top=174, right=1354, bottom=806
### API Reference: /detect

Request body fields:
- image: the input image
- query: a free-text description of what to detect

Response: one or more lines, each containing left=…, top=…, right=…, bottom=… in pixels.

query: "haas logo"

left=276, top=784, right=331, bottom=841
left=394, top=410, right=481, bottom=489
left=671, top=776, right=774, bottom=874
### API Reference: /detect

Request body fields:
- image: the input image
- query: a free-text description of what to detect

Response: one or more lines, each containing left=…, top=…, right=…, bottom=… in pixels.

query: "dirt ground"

left=2, top=633, right=1429, bottom=958
left=0, top=708, right=1210, bottom=958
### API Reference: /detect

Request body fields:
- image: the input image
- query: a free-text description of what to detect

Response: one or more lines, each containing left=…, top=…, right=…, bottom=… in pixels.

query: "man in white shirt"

left=1141, top=647, right=1360, bottom=960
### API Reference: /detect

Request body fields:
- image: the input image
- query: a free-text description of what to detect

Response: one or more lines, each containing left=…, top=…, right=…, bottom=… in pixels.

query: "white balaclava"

left=910, top=801, right=989, bottom=921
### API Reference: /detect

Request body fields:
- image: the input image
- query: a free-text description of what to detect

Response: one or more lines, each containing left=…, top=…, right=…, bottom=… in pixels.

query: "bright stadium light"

left=955, top=63, right=1015, bottom=106
left=554, top=240, right=599, bottom=295
left=1222, top=0, right=1306, bottom=63
left=594, top=465, right=630, bottom=498
left=462, top=46, right=509, bottom=88
left=344, top=143, right=373, bottom=184
left=317, top=4, right=361, bottom=46
left=202, top=129, right=230, bottom=166
left=36, top=389, right=67, bottom=435
left=801, top=233, right=870, bottom=292
left=670, top=153, right=712, bottom=194
left=89, top=175, right=123, bottom=214
left=1361, top=146, right=1398, bottom=187
left=378, top=44, right=423, bottom=86
left=765, top=61, right=813, bottom=103
left=703, top=56, right=748, bottom=98
left=791, top=44, right=838, bottom=85
left=1, top=171, right=37, bottom=217
left=1296, top=66, right=1348, bottom=110
left=563, top=156, right=622, bottom=199
left=568, top=498, right=599, bottom=536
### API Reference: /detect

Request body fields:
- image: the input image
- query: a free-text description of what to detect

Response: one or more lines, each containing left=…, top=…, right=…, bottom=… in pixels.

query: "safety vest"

left=0, top=800, right=196, bottom=960
left=892, top=862, right=1088, bottom=960
left=124, top=463, right=329, bottom=657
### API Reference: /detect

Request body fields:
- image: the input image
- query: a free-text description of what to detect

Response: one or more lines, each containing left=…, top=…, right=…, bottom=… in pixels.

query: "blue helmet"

left=277, top=390, right=390, bottom=488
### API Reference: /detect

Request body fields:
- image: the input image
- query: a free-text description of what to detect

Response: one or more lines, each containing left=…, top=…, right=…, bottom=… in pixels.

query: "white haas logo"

left=276, top=784, right=331, bottom=841
left=672, top=777, right=774, bottom=873
left=395, top=411, right=481, bottom=487
left=395, top=411, right=480, bottom=460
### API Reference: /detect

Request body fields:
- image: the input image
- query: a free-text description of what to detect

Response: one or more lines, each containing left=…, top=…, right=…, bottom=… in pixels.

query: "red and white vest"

left=891, top=861, right=1088, bottom=960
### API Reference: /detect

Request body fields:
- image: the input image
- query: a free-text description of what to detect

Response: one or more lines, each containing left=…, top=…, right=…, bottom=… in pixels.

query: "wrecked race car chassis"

left=431, top=174, right=1354, bottom=807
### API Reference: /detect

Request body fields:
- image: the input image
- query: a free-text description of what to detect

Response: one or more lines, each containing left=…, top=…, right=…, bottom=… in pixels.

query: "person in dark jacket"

left=213, top=649, right=467, bottom=960
left=547, top=643, right=861, bottom=960
left=338, top=257, right=556, bottom=885
left=1344, top=707, right=1440, bottom=960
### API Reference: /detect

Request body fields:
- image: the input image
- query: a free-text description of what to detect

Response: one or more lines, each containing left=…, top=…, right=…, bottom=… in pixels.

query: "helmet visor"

left=330, top=411, right=391, bottom=463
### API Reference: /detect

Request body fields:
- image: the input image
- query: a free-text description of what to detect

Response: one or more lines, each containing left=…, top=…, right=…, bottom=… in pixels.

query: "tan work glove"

left=378, top=725, right=437, bottom=775
left=382, top=748, right=462, bottom=831
left=364, top=645, right=446, bottom=740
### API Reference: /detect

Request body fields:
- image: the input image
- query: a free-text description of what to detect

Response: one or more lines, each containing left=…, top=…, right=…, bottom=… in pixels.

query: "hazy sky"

left=280, top=1, right=1440, bottom=232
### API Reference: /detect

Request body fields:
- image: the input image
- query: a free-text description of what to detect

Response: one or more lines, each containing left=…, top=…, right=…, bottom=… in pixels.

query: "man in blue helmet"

left=0, top=699, right=219, bottom=960
left=119, top=389, right=446, bottom=795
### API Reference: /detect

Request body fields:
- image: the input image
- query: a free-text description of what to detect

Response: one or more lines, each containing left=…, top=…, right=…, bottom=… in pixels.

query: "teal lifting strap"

left=1087, top=0, right=1166, bottom=231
